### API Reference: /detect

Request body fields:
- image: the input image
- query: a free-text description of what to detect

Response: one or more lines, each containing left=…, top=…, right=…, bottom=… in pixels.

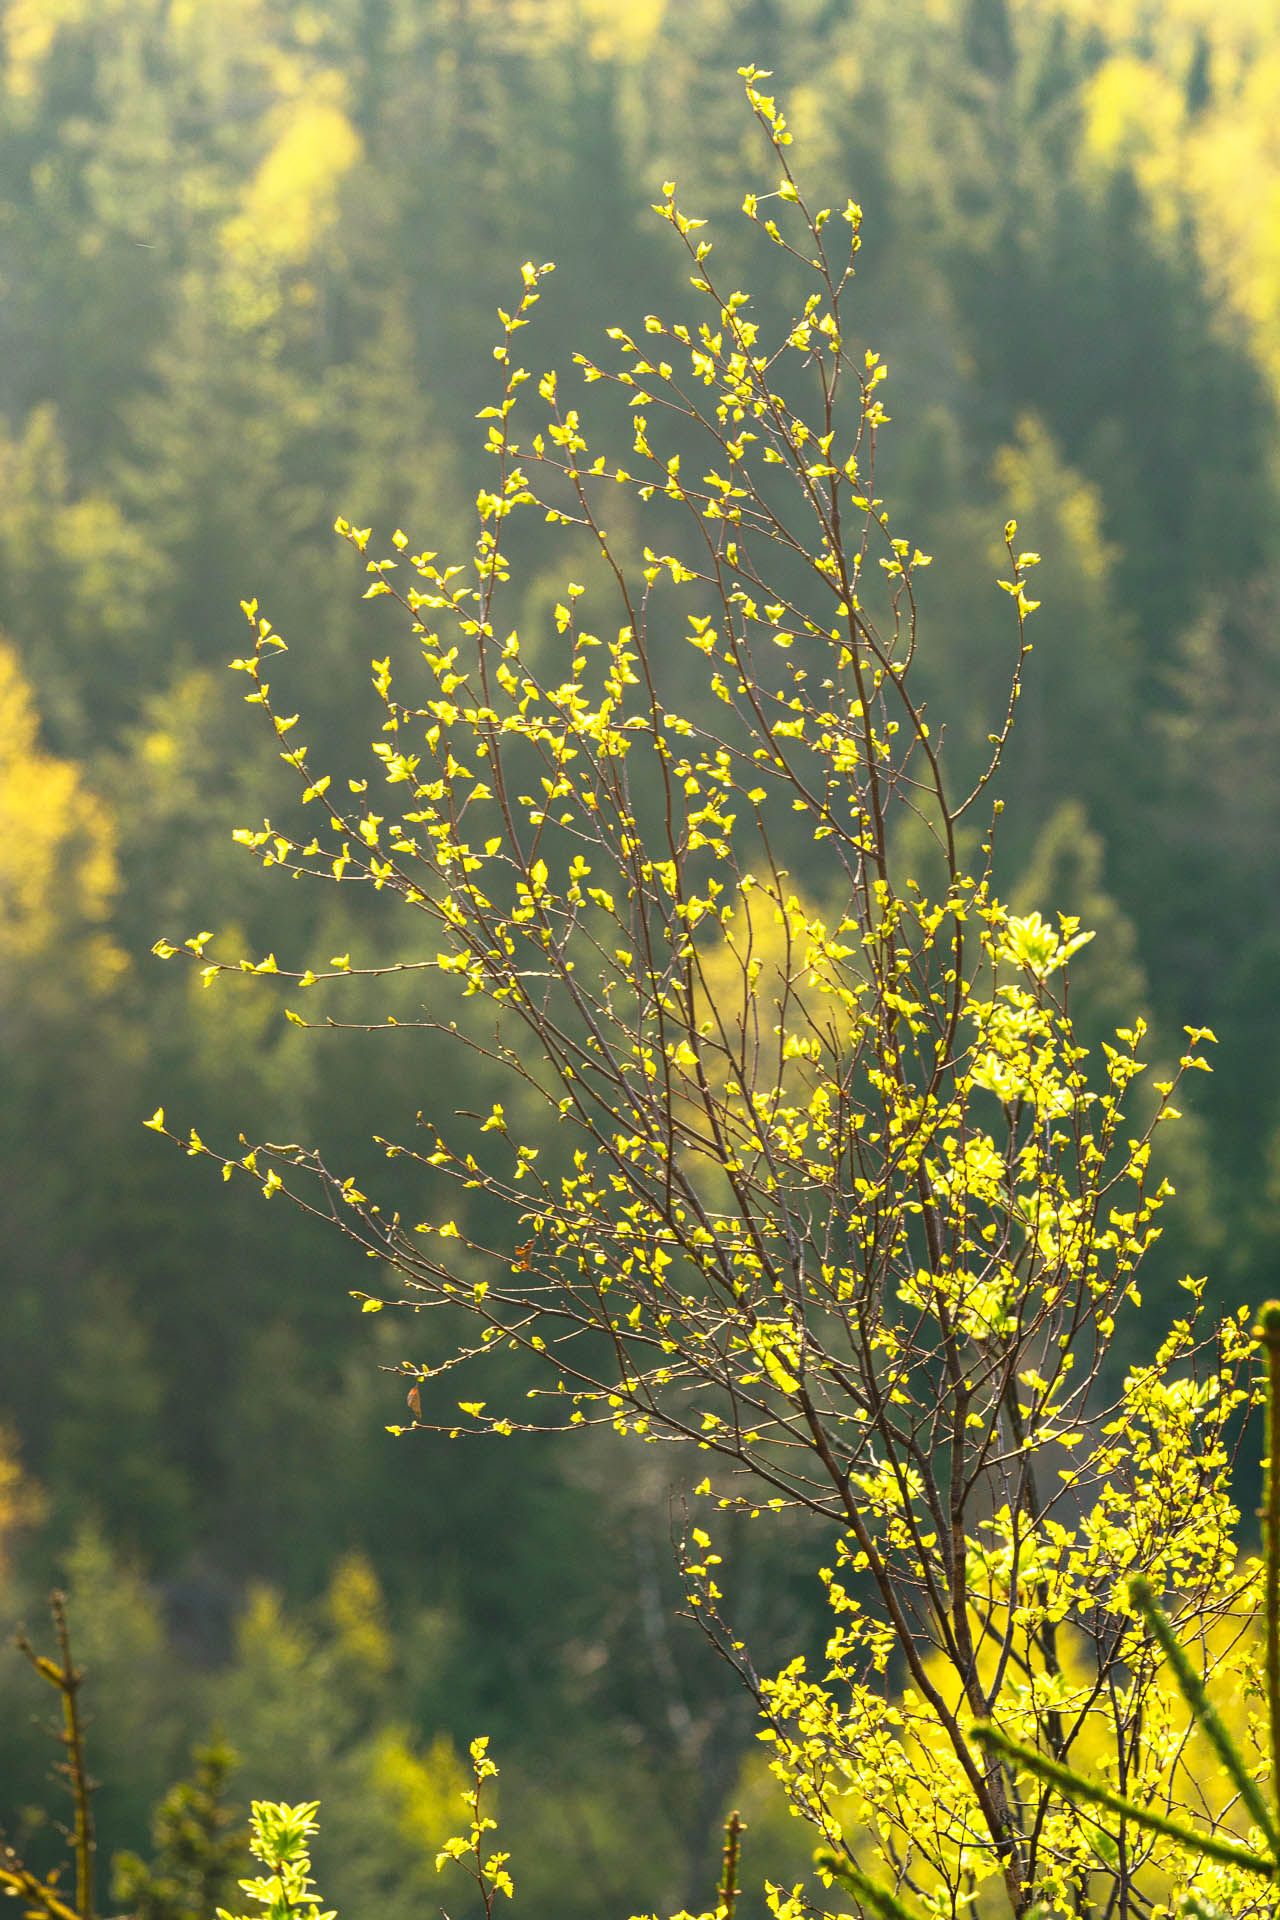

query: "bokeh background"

left=1, top=1, right=1278, bottom=1913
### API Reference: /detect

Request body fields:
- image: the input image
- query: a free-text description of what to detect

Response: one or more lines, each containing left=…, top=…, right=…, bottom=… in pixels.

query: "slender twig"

left=1257, top=1300, right=1280, bottom=1831
left=15, top=1592, right=96, bottom=1920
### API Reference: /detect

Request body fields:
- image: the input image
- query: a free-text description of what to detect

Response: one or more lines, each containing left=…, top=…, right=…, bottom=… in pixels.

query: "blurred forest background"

left=2, top=0, right=1280, bottom=1913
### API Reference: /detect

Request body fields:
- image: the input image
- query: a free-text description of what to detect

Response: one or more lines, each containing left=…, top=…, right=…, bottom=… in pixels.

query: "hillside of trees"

left=2, top=2, right=1280, bottom=1915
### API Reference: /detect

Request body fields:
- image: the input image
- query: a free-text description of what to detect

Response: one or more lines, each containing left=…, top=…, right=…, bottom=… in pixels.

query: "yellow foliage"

left=235, top=1583, right=312, bottom=1674
left=0, top=1421, right=44, bottom=1585
left=1082, top=56, right=1186, bottom=180
left=222, top=91, right=362, bottom=273
left=369, top=1727, right=471, bottom=1854
left=757, top=1590, right=1268, bottom=1919
left=1031, top=0, right=1280, bottom=398
left=688, top=884, right=859, bottom=1106
left=578, top=0, right=666, bottom=62
left=326, top=1549, right=394, bottom=1676
left=897, top=1605, right=1267, bottom=1912
left=1015, top=0, right=1271, bottom=65
left=0, top=641, right=126, bottom=1007
left=1, top=0, right=89, bottom=100
left=1182, top=51, right=1280, bottom=346
left=994, top=415, right=1116, bottom=589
